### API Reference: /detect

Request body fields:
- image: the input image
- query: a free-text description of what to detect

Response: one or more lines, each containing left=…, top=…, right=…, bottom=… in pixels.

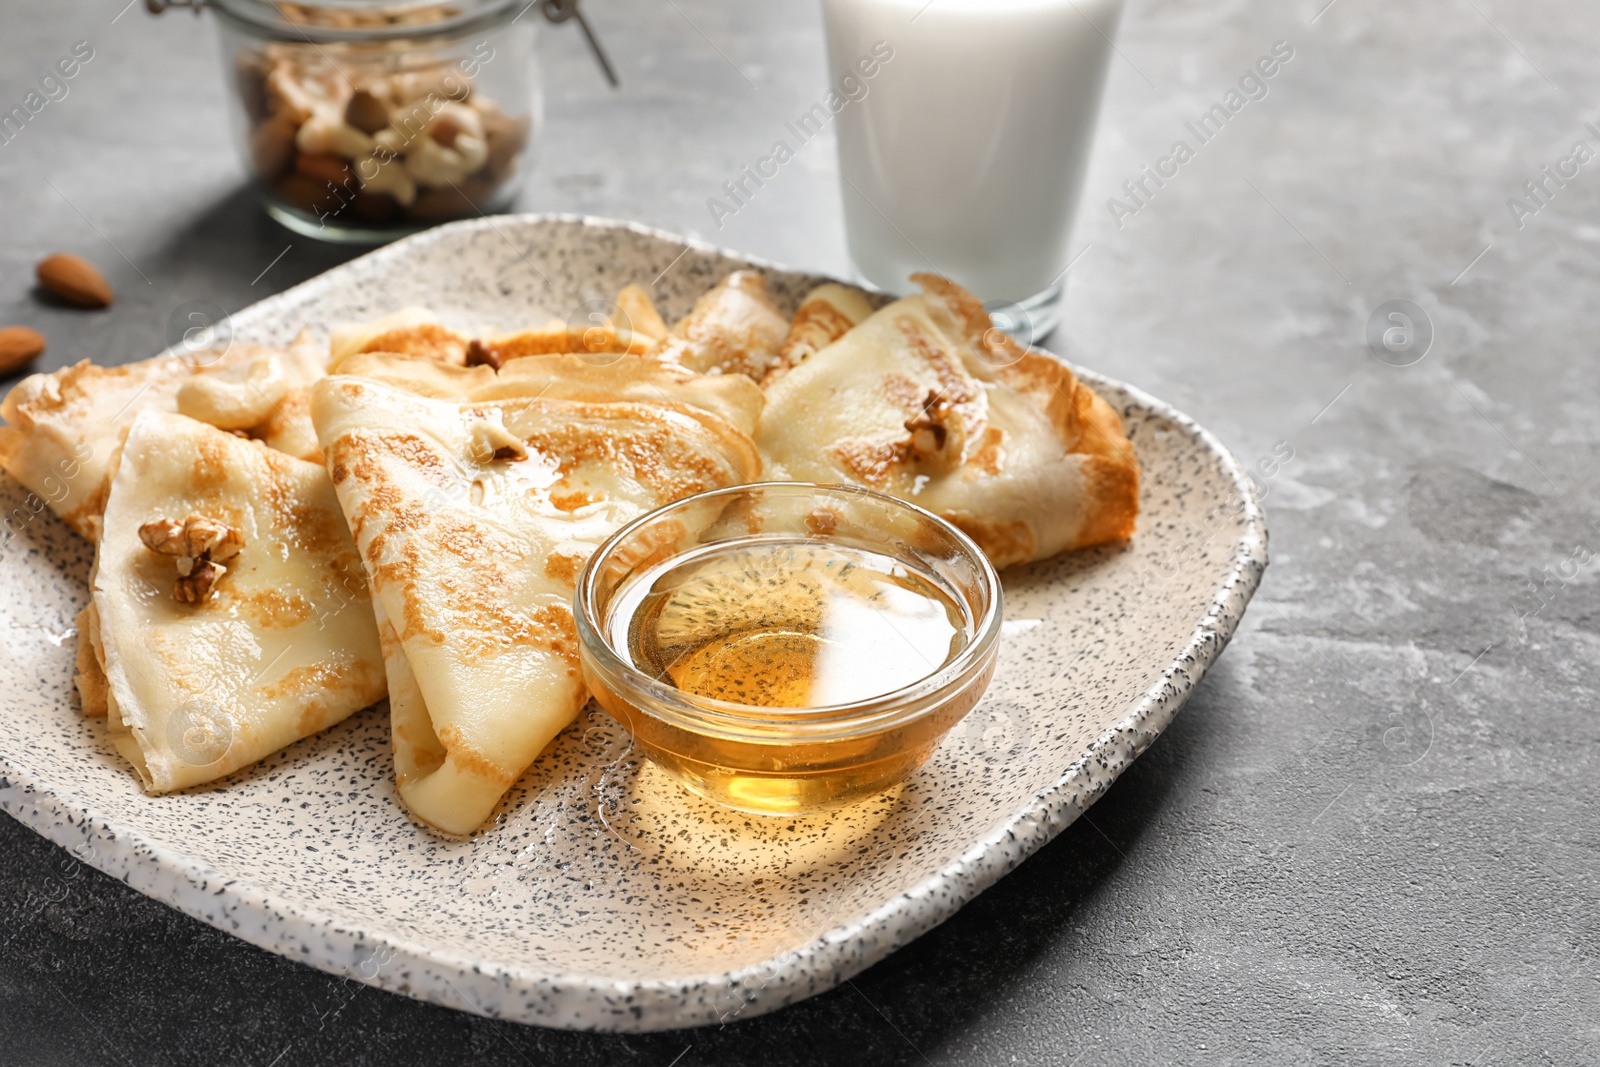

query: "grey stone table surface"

left=1, top=0, right=1596, bottom=1063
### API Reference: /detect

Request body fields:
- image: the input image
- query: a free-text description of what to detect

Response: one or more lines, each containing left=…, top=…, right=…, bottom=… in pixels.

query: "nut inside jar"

left=233, top=40, right=533, bottom=236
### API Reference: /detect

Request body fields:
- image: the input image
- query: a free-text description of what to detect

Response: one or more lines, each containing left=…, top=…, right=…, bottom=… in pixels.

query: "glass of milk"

left=822, top=0, right=1123, bottom=342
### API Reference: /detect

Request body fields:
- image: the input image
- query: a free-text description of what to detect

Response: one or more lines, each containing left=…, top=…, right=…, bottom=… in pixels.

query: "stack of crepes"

left=0, top=271, right=1137, bottom=835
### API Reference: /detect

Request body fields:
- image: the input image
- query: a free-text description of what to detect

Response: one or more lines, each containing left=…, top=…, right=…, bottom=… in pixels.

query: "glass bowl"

left=574, top=482, right=1003, bottom=816
left=209, top=0, right=540, bottom=243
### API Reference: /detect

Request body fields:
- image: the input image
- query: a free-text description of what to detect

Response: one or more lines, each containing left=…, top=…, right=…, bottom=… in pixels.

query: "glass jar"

left=204, top=0, right=540, bottom=242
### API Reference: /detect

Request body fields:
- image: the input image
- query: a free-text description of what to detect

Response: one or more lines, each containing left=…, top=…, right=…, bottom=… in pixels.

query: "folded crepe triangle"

left=90, top=410, right=385, bottom=792
left=651, top=270, right=790, bottom=381
left=311, top=355, right=763, bottom=834
left=0, top=334, right=327, bottom=542
left=758, top=274, right=1139, bottom=567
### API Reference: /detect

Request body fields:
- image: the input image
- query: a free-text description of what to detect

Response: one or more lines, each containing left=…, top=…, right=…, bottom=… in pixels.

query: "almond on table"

left=36, top=253, right=113, bottom=309
left=0, top=326, right=46, bottom=374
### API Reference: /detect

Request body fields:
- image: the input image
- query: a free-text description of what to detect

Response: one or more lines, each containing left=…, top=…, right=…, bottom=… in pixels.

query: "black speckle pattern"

left=0, top=215, right=1269, bottom=1032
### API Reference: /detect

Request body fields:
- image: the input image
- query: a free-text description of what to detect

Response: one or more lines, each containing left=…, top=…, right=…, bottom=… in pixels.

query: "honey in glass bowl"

left=575, top=483, right=1002, bottom=816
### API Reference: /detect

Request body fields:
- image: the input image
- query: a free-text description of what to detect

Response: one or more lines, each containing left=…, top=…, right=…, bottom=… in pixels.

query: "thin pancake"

left=651, top=270, right=790, bottom=381
left=334, top=350, right=764, bottom=444
left=311, top=359, right=762, bottom=834
left=74, top=605, right=109, bottom=717
left=758, top=275, right=1138, bottom=567
left=0, top=334, right=326, bottom=541
left=467, top=323, right=655, bottom=366
left=328, top=307, right=469, bottom=371
left=766, top=282, right=876, bottom=385
left=615, top=283, right=669, bottom=341
left=91, top=411, right=384, bottom=792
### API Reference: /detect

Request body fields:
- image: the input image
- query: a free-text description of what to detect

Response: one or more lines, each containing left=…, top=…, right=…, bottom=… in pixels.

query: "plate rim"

left=0, top=213, right=1269, bottom=1032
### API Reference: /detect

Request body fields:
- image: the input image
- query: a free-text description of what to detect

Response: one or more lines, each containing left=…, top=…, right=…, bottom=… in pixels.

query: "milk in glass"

left=823, top=0, right=1122, bottom=330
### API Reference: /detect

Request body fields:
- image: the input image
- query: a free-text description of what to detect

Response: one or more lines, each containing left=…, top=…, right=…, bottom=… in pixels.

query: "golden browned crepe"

left=472, top=284, right=671, bottom=364
left=651, top=270, right=790, bottom=380
left=766, top=282, right=876, bottom=385
left=328, top=308, right=469, bottom=371
left=0, top=334, right=326, bottom=541
left=615, top=283, right=669, bottom=341
left=311, top=354, right=762, bottom=834
left=465, top=322, right=656, bottom=368
left=328, top=303, right=672, bottom=374
left=90, top=411, right=385, bottom=792
left=335, top=349, right=765, bottom=439
left=74, top=605, right=109, bottom=717
left=758, top=274, right=1138, bottom=567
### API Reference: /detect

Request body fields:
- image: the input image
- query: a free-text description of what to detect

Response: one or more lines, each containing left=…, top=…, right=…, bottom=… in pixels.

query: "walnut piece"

left=904, top=390, right=966, bottom=471
left=464, top=338, right=504, bottom=371
left=174, top=559, right=228, bottom=604
left=139, top=515, right=244, bottom=604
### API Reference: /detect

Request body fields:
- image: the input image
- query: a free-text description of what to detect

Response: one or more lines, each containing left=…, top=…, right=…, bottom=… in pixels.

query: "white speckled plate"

left=0, top=216, right=1266, bottom=1031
